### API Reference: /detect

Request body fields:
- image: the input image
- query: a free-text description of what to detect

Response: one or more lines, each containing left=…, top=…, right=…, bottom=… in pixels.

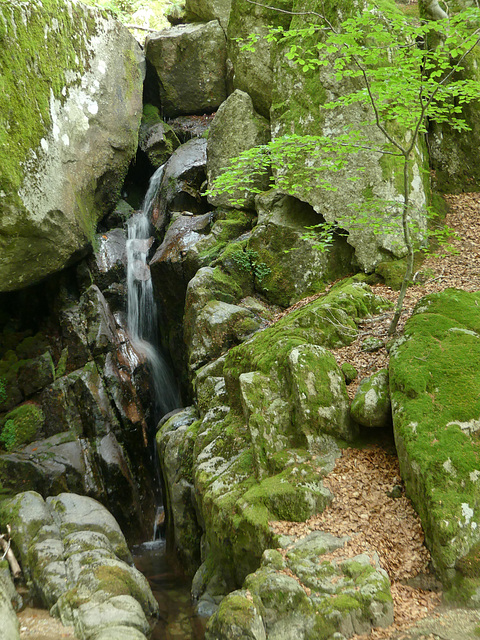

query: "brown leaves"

left=270, top=446, right=440, bottom=638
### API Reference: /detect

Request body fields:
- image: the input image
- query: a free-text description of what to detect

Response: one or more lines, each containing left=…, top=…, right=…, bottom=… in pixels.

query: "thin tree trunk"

left=388, top=155, right=414, bottom=335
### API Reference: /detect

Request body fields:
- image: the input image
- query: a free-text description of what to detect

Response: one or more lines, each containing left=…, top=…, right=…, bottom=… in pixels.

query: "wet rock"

left=157, top=407, right=202, bottom=571
left=206, top=90, right=270, bottom=209
left=145, top=21, right=227, bottom=118
left=88, top=230, right=128, bottom=293
left=351, top=369, right=391, bottom=428
left=0, top=1, right=144, bottom=291
left=151, top=138, right=208, bottom=232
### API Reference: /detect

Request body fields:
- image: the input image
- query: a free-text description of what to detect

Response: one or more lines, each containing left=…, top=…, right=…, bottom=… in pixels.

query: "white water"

left=126, top=165, right=179, bottom=418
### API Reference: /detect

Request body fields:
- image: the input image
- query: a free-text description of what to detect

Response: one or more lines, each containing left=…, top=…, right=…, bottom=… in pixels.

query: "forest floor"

left=269, top=192, right=480, bottom=640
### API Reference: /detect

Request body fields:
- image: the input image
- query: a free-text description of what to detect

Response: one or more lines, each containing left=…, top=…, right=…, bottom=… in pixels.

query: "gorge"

left=1, top=1, right=480, bottom=639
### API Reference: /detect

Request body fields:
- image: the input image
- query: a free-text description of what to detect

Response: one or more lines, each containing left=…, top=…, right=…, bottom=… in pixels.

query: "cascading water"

left=127, top=164, right=180, bottom=544
left=126, top=164, right=179, bottom=418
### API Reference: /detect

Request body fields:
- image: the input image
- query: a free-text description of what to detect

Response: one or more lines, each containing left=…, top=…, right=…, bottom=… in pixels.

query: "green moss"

left=456, top=543, right=480, bottom=579
left=93, top=564, right=146, bottom=604
left=0, top=403, right=44, bottom=451
left=0, top=0, right=95, bottom=215
left=390, top=289, right=480, bottom=586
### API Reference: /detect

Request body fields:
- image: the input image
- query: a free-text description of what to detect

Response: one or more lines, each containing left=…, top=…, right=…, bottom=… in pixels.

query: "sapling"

left=210, top=0, right=480, bottom=334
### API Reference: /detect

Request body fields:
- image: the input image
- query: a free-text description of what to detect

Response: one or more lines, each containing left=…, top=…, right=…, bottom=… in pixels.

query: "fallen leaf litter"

left=269, top=192, right=480, bottom=638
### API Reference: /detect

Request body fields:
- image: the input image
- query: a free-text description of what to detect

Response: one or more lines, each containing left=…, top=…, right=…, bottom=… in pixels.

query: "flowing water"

left=126, top=164, right=179, bottom=418
left=127, top=168, right=206, bottom=638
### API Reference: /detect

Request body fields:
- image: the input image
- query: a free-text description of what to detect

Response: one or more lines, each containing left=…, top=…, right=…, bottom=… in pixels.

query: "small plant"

left=0, top=378, right=6, bottom=405
left=232, top=248, right=271, bottom=284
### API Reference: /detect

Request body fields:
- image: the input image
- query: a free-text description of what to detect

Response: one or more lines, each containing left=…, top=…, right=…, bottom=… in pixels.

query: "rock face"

left=0, top=492, right=158, bottom=639
left=389, top=289, right=480, bottom=603
left=0, top=249, right=159, bottom=542
left=0, top=0, right=144, bottom=292
left=419, top=0, right=480, bottom=193
left=0, top=562, right=20, bottom=640
left=227, top=0, right=293, bottom=117
left=145, top=21, right=227, bottom=117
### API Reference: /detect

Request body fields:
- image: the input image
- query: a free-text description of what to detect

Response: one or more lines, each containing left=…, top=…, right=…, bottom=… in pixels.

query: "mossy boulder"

left=389, top=289, right=480, bottom=602
left=138, top=104, right=181, bottom=168
left=270, top=0, right=429, bottom=272
left=0, top=403, right=44, bottom=451
left=351, top=369, right=391, bottom=429
left=206, top=531, right=393, bottom=639
left=0, top=0, right=144, bottom=292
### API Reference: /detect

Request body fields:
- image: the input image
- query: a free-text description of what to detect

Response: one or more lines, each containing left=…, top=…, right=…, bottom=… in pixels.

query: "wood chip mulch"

left=268, top=192, right=480, bottom=638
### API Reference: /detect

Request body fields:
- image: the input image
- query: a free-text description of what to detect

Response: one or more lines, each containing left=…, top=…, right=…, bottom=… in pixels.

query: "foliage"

left=209, top=1, right=480, bottom=334
left=0, top=378, right=6, bottom=406
left=81, top=0, right=171, bottom=35
left=232, top=248, right=272, bottom=283
left=0, top=404, right=44, bottom=452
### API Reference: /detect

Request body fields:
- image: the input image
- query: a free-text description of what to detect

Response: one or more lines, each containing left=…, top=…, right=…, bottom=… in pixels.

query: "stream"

left=133, top=541, right=207, bottom=640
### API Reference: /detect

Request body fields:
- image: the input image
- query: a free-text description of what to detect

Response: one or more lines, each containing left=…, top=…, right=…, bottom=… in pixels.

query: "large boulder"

left=227, top=0, right=293, bottom=117
left=389, top=289, right=480, bottom=603
left=206, top=90, right=270, bottom=209
left=0, top=492, right=158, bottom=639
left=145, top=21, right=227, bottom=117
left=0, top=0, right=144, bottom=292
left=185, top=0, right=232, bottom=31
left=269, top=0, right=429, bottom=272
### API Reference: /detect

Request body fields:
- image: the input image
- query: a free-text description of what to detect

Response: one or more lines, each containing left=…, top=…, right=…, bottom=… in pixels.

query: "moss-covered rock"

left=138, top=104, right=181, bottom=168
left=389, top=289, right=480, bottom=602
left=0, top=403, right=44, bottom=451
left=0, top=0, right=143, bottom=291
left=206, top=531, right=393, bottom=639
left=270, top=0, right=429, bottom=272
left=351, top=369, right=391, bottom=429
left=186, top=279, right=390, bottom=587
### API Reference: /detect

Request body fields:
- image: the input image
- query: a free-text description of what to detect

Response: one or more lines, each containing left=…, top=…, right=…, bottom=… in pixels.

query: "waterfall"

left=126, top=164, right=179, bottom=419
